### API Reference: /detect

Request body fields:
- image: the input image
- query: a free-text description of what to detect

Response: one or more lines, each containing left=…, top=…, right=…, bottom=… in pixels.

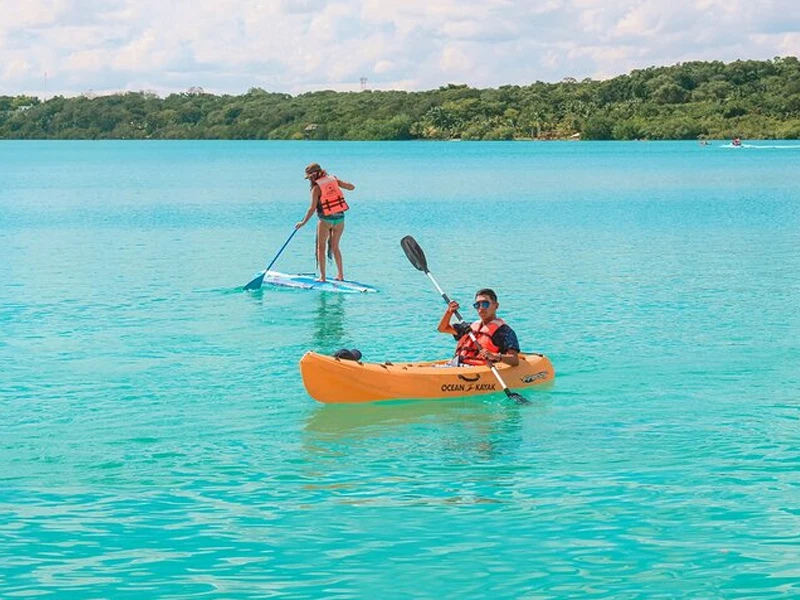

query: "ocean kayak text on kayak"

left=441, top=383, right=497, bottom=393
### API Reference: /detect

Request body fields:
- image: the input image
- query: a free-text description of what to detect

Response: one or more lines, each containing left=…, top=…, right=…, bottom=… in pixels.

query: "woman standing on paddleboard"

left=295, top=163, right=355, bottom=282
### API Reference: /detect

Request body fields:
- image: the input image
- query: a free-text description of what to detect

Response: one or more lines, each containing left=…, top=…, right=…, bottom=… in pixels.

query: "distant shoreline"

left=2, top=57, right=799, bottom=142
left=2, top=138, right=798, bottom=144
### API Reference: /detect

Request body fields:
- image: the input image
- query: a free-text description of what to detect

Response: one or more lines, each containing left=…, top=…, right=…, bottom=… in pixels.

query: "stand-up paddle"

left=400, top=235, right=530, bottom=405
left=243, top=228, right=299, bottom=291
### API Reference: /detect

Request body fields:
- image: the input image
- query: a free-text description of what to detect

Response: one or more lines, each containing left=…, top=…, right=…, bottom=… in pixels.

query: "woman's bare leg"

left=329, top=221, right=345, bottom=280
left=316, top=221, right=332, bottom=281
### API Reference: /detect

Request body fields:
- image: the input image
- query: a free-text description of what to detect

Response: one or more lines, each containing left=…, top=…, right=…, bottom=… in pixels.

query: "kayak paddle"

left=243, top=228, right=299, bottom=291
left=400, top=235, right=530, bottom=405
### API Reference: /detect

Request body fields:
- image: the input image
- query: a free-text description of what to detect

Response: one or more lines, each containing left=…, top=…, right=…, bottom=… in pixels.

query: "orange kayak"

left=299, top=351, right=555, bottom=403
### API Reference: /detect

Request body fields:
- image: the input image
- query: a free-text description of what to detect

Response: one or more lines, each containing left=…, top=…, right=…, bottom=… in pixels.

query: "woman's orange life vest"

left=315, top=175, right=350, bottom=217
left=456, top=318, right=505, bottom=365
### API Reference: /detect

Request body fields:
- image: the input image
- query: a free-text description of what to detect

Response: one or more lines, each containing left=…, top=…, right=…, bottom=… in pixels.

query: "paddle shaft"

left=265, top=228, right=299, bottom=273
left=244, top=227, right=299, bottom=290
left=424, top=271, right=513, bottom=393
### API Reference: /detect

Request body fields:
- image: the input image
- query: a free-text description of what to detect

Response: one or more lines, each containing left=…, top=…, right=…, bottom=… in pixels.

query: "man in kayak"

left=437, top=288, right=520, bottom=367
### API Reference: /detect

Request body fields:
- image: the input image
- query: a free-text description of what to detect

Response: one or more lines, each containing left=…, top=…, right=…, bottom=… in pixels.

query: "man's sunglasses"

left=472, top=300, right=492, bottom=310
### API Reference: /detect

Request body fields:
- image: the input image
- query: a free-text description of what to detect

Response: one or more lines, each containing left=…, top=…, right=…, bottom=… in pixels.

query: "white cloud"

left=373, top=60, right=394, bottom=74
left=2, top=55, right=32, bottom=79
left=439, top=45, right=473, bottom=74
left=0, top=0, right=797, bottom=97
left=64, top=48, right=106, bottom=73
left=779, top=32, right=800, bottom=55
left=0, top=0, right=69, bottom=30
left=111, top=29, right=172, bottom=72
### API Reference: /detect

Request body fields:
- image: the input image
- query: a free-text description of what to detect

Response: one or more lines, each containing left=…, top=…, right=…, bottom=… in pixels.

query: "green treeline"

left=2, top=57, right=800, bottom=140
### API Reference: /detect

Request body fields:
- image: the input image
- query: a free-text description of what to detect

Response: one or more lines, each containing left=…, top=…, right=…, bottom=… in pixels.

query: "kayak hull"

left=299, top=351, right=555, bottom=403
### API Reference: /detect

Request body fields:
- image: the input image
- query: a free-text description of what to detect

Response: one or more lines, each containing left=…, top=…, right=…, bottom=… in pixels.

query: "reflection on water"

left=305, top=398, right=483, bottom=434
left=312, top=292, right=345, bottom=351
left=300, top=399, right=530, bottom=506
left=303, top=398, right=525, bottom=456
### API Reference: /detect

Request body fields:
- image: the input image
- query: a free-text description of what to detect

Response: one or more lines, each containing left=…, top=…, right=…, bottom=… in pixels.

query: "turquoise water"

left=2, top=140, right=799, bottom=598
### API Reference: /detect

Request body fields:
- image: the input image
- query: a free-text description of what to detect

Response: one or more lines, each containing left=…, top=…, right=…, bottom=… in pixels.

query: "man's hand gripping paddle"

left=400, top=235, right=529, bottom=405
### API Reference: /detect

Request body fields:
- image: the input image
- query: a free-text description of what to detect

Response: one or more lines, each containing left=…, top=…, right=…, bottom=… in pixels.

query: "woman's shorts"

left=319, top=213, right=345, bottom=224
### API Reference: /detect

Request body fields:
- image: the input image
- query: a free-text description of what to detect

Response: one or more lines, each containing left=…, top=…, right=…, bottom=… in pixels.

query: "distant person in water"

left=732, top=137, right=742, bottom=146
left=437, top=288, right=520, bottom=367
left=295, top=163, right=355, bottom=282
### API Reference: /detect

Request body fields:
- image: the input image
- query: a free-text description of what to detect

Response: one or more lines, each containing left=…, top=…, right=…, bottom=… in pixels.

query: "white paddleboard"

left=262, top=271, right=378, bottom=293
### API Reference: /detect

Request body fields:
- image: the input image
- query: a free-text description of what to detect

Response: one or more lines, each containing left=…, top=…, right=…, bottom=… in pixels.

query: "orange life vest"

left=315, top=176, right=349, bottom=217
left=455, top=318, right=505, bottom=365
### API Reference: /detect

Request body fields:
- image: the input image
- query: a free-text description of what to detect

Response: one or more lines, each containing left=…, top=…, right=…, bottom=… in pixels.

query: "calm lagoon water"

left=1, top=140, right=799, bottom=598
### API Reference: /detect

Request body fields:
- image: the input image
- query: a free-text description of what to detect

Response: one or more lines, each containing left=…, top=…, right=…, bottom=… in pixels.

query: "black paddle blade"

left=243, top=271, right=266, bottom=291
left=506, top=390, right=531, bottom=405
left=401, top=235, right=428, bottom=272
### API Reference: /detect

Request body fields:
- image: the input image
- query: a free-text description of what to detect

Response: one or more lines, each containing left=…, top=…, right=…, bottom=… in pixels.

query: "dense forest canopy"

left=2, top=58, right=800, bottom=140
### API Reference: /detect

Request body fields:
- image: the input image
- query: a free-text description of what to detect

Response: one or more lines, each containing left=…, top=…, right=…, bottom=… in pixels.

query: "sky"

left=1, top=0, right=799, bottom=98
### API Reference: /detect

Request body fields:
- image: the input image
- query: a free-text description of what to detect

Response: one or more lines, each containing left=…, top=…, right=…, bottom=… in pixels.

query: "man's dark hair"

left=475, top=288, right=497, bottom=303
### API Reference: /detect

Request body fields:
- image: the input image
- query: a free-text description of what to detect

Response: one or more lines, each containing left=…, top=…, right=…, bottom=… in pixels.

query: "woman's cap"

left=304, top=163, right=322, bottom=179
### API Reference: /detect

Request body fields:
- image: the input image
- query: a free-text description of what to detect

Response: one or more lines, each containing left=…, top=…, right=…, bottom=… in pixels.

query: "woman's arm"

left=336, top=178, right=355, bottom=191
left=295, top=188, right=320, bottom=228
